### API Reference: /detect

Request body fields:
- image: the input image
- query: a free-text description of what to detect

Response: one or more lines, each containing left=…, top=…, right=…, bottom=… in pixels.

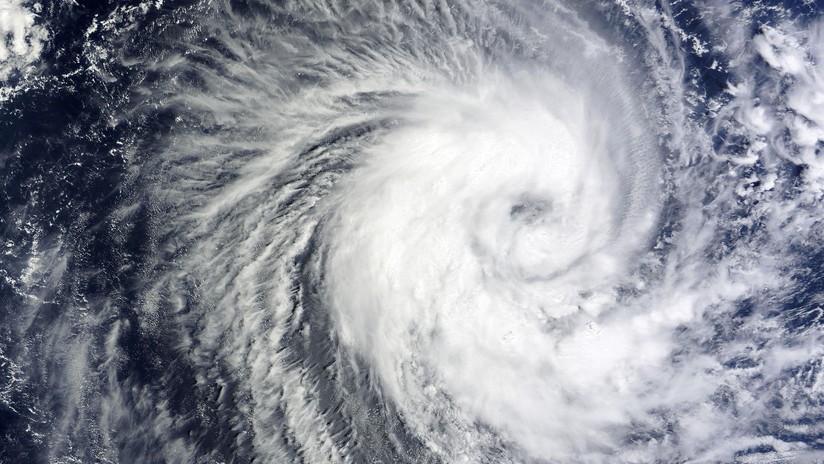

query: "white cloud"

left=0, top=0, right=47, bottom=80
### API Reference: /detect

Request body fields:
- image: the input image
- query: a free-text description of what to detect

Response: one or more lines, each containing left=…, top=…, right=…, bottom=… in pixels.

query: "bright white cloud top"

left=1, top=0, right=823, bottom=463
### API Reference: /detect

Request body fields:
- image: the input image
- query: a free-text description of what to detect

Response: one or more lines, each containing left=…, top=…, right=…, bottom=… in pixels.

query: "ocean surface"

left=1, top=0, right=824, bottom=462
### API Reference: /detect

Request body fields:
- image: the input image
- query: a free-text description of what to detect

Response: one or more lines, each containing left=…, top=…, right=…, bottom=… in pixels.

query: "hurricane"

left=2, top=0, right=824, bottom=462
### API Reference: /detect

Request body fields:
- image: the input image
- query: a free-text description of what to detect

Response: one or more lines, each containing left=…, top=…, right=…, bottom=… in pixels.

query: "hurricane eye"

left=8, top=1, right=822, bottom=463
left=509, top=198, right=550, bottom=224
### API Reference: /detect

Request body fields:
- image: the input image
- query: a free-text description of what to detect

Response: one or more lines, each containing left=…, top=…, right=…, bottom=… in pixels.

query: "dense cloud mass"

left=1, top=0, right=824, bottom=463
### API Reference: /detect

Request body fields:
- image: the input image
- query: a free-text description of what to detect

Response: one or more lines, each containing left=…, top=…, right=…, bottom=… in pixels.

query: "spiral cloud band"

left=2, top=0, right=824, bottom=463
left=322, top=69, right=662, bottom=460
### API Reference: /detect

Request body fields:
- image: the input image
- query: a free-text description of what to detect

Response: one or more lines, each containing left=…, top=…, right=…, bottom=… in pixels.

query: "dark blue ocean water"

left=2, top=0, right=824, bottom=462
